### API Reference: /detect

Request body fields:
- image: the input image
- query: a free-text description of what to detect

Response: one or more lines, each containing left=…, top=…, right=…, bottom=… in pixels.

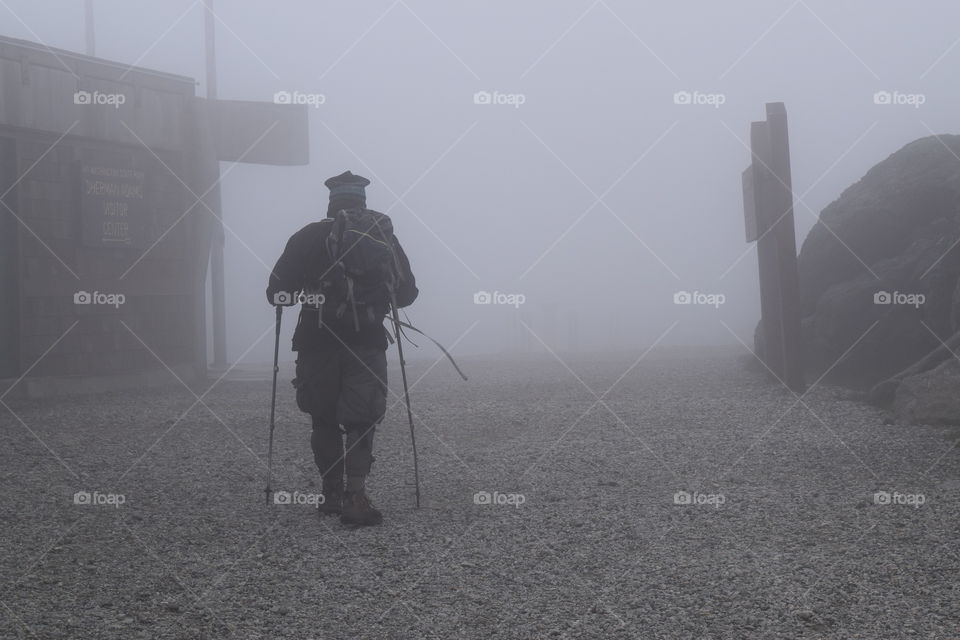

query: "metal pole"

left=84, top=0, right=95, bottom=56
left=265, top=305, right=282, bottom=505
left=204, top=0, right=217, bottom=100
left=391, top=299, right=421, bottom=508
left=204, top=0, right=228, bottom=367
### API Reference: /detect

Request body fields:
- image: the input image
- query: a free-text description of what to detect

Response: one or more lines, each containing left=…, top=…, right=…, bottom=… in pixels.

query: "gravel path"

left=1, top=347, right=958, bottom=639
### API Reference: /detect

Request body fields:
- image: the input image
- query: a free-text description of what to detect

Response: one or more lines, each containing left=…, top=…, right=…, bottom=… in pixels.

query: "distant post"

left=743, top=102, right=805, bottom=392
left=204, top=0, right=228, bottom=367
left=84, top=0, right=95, bottom=56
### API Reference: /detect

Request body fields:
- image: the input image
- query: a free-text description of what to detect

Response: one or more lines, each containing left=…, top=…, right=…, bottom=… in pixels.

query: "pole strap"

left=392, top=318, right=468, bottom=381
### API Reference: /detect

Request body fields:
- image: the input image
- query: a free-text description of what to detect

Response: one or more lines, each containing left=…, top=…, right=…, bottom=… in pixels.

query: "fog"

left=5, top=0, right=957, bottom=363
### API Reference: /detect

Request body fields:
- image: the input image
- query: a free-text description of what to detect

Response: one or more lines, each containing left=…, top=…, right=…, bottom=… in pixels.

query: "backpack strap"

left=346, top=277, right=360, bottom=331
left=317, top=290, right=324, bottom=328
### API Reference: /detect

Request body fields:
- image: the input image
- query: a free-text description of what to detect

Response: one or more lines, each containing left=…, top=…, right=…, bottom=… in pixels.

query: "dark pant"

left=309, top=418, right=377, bottom=487
left=294, top=345, right=388, bottom=488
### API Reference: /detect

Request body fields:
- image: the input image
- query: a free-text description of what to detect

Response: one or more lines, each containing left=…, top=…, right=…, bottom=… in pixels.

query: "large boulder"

left=792, top=135, right=960, bottom=389
left=893, top=358, right=960, bottom=425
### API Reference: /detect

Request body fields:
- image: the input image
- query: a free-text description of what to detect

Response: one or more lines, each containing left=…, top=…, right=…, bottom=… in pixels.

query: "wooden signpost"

left=743, top=102, right=805, bottom=392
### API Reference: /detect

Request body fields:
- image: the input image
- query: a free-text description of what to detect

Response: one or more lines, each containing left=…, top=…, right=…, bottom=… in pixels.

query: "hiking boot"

left=317, top=487, right=343, bottom=516
left=340, top=490, right=383, bottom=526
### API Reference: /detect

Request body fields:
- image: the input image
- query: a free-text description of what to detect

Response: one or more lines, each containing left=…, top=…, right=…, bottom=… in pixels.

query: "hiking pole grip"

left=390, top=298, right=421, bottom=508
left=266, top=304, right=282, bottom=506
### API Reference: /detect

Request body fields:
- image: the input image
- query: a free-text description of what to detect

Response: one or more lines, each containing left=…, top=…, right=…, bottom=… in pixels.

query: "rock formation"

left=772, top=134, right=960, bottom=422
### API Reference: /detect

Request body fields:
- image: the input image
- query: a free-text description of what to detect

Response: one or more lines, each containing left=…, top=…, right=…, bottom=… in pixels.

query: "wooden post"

left=0, top=138, right=18, bottom=378
left=764, top=103, right=804, bottom=392
left=744, top=102, right=805, bottom=392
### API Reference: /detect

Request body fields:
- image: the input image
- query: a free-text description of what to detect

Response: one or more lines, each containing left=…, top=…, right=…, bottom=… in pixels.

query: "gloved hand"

left=269, top=290, right=299, bottom=306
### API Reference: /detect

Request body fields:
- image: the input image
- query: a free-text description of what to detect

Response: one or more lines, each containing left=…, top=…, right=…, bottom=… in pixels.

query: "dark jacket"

left=266, top=214, right=418, bottom=351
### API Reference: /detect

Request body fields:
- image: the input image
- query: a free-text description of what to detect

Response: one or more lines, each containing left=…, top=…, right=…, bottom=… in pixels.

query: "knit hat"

left=324, top=170, right=370, bottom=202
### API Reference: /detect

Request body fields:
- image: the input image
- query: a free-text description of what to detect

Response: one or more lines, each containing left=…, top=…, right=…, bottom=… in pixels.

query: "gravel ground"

left=1, top=346, right=959, bottom=639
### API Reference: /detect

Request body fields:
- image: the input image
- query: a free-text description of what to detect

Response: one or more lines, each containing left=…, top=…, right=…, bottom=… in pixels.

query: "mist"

left=3, top=0, right=954, bottom=364
left=7, top=3, right=960, bottom=638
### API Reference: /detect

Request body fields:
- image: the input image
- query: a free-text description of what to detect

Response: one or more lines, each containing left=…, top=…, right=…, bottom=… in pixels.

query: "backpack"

left=305, top=208, right=401, bottom=331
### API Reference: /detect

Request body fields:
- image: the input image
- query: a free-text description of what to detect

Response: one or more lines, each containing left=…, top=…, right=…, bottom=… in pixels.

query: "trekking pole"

left=265, top=304, right=282, bottom=506
left=390, top=297, right=421, bottom=508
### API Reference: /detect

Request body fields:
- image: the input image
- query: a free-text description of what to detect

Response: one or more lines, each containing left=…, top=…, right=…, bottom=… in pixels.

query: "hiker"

left=266, top=170, right=418, bottom=526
